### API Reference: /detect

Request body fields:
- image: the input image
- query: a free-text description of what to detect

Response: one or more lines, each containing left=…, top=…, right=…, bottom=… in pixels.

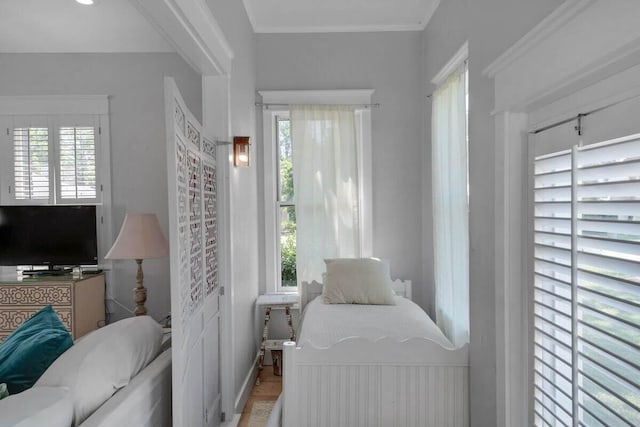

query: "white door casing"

left=166, top=77, right=222, bottom=427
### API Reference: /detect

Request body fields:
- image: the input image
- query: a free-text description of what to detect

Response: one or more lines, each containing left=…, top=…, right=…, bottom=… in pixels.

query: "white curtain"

left=432, top=65, right=469, bottom=347
left=291, top=105, right=360, bottom=283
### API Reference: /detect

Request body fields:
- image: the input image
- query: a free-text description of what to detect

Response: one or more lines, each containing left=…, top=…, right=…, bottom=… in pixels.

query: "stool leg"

left=257, top=306, right=271, bottom=385
left=285, top=306, right=295, bottom=341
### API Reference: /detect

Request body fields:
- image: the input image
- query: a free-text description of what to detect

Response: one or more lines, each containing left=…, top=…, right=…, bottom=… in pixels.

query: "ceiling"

left=0, top=0, right=441, bottom=54
left=242, top=0, right=441, bottom=33
left=0, top=0, right=173, bottom=53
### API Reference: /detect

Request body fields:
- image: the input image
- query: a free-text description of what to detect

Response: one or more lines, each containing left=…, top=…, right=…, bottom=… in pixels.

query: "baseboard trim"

left=234, top=353, right=259, bottom=413
left=221, top=413, right=241, bottom=427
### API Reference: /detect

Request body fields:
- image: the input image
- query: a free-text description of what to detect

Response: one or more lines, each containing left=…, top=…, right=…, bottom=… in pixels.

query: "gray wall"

left=205, top=0, right=259, bottom=405
left=422, top=1, right=562, bottom=425
left=256, top=32, right=426, bottom=308
left=0, top=52, right=202, bottom=323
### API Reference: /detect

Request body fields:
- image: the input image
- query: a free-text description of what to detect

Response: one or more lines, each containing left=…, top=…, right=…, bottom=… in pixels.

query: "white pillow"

left=323, top=258, right=396, bottom=305
left=36, top=316, right=162, bottom=426
left=0, top=386, right=72, bottom=427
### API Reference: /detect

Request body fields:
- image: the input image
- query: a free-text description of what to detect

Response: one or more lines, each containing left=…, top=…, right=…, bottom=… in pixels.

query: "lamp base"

left=134, top=286, right=148, bottom=316
left=134, top=259, right=147, bottom=316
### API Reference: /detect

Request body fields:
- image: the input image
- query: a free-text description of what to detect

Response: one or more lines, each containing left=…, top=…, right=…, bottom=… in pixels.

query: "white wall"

left=204, top=0, right=260, bottom=408
left=421, top=1, right=562, bottom=425
left=255, top=32, right=426, bottom=308
left=0, top=52, right=202, bottom=323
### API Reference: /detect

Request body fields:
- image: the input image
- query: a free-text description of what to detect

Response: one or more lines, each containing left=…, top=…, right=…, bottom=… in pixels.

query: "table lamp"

left=105, top=213, right=169, bottom=316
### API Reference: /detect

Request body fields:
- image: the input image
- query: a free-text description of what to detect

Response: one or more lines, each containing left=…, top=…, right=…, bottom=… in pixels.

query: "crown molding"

left=241, top=0, right=258, bottom=33
left=420, top=0, right=441, bottom=31
left=483, top=0, right=596, bottom=78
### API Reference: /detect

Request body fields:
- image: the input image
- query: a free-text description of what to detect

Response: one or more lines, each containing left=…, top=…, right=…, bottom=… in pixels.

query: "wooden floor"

left=238, top=369, right=282, bottom=427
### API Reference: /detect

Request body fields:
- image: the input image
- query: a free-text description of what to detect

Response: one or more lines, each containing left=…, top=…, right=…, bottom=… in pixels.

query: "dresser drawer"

left=0, top=306, right=73, bottom=342
left=0, top=275, right=104, bottom=343
left=0, top=284, right=72, bottom=306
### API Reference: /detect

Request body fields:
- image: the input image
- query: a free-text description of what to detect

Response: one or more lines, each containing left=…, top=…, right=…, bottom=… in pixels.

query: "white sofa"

left=0, top=317, right=171, bottom=427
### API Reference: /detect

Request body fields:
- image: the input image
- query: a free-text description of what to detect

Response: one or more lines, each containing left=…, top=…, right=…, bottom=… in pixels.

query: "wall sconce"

left=233, top=136, right=250, bottom=167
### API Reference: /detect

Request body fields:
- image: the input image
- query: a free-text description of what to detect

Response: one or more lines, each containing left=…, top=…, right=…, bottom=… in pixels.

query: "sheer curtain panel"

left=291, top=105, right=360, bottom=284
left=432, top=65, right=469, bottom=347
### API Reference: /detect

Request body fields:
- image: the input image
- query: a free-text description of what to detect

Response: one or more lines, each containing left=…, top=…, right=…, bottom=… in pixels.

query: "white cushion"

left=323, top=258, right=396, bottom=305
left=0, top=386, right=72, bottom=427
left=36, top=316, right=162, bottom=426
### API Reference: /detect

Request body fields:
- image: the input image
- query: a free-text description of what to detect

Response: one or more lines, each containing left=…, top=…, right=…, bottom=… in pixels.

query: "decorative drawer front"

left=0, top=306, right=73, bottom=343
left=0, top=284, right=72, bottom=305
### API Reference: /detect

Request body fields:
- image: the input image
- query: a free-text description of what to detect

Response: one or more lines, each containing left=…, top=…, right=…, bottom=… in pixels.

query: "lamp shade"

left=105, top=213, right=169, bottom=260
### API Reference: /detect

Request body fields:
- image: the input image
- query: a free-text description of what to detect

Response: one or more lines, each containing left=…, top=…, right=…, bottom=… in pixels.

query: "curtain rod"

left=530, top=93, right=640, bottom=135
left=255, top=102, right=380, bottom=110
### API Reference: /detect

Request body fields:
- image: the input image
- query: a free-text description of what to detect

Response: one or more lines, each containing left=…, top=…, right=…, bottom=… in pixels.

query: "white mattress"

left=298, top=296, right=454, bottom=349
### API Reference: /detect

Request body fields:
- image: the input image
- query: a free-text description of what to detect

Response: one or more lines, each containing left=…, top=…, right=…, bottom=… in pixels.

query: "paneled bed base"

left=282, top=340, right=469, bottom=427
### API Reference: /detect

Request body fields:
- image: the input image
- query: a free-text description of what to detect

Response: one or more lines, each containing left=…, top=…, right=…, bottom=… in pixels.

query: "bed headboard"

left=300, top=279, right=412, bottom=311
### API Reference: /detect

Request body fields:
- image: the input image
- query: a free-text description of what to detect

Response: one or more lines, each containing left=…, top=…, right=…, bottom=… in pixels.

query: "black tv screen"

left=0, top=205, right=98, bottom=266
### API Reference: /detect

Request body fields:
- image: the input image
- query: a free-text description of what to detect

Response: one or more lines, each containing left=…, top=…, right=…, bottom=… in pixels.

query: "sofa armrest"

left=80, top=349, right=172, bottom=427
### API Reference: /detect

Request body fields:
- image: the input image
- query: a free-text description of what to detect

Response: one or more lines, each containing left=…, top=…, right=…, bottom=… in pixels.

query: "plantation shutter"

left=533, top=133, right=640, bottom=426
left=57, top=122, right=98, bottom=202
left=12, top=124, right=51, bottom=202
left=533, top=149, right=574, bottom=426
left=575, top=134, right=640, bottom=426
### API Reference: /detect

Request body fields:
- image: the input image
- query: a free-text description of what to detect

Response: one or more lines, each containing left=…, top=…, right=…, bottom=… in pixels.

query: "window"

left=58, top=125, right=97, bottom=200
left=533, top=133, right=640, bottom=426
left=276, top=115, right=297, bottom=287
left=8, top=117, right=100, bottom=205
left=13, top=126, right=50, bottom=201
left=260, top=90, right=374, bottom=293
left=431, top=59, right=469, bottom=346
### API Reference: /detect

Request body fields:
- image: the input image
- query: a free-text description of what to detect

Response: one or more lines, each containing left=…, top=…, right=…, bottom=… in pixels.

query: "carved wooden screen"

left=165, top=77, right=220, bottom=426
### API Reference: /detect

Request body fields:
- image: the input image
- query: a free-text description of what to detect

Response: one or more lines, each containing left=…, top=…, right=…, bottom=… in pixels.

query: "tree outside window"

left=277, top=117, right=297, bottom=287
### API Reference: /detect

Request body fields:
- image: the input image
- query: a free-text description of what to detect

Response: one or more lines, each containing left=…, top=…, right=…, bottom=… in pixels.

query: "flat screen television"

left=0, top=205, right=98, bottom=268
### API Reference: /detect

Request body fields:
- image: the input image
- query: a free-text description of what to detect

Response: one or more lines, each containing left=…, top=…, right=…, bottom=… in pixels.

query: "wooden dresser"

left=0, top=274, right=105, bottom=342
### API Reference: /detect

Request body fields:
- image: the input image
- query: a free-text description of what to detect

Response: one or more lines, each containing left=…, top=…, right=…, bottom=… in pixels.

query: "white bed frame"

left=283, top=280, right=469, bottom=427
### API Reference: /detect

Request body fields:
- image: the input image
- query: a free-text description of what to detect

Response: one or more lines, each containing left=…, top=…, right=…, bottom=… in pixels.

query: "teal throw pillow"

left=0, top=305, right=73, bottom=394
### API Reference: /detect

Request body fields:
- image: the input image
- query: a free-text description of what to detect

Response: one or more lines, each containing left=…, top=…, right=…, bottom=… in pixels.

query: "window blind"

left=575, top=135, right=640, bottom=426
left=58, top=126, right=97, bottom=200
left=534, top=149, right=574, bottom=427
left=13, top=127, right=50, bottom=200
left=533, top=134, right=640, bottom=426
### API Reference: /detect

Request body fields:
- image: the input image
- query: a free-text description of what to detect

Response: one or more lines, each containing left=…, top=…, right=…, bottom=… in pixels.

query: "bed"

left=282, top=279, right=469, bottom=427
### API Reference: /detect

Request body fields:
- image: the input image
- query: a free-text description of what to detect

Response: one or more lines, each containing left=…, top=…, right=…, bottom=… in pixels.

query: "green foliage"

left=281, top=230, right=297, bottom=287
left=280, top=158, right=294, bottom=200
left=278, top=118, right=292, bottom=159
left=278, top=118, right=297, bottom=287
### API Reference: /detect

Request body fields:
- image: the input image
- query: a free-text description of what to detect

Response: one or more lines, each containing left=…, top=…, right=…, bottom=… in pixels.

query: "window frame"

left=260, top=90, right=374, bottom=293
left=275, top=112, right=296, bottom=289
left=0, top=95, right=113, bottom=269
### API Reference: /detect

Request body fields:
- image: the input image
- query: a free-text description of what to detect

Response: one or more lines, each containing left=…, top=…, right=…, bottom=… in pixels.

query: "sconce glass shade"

left=234, top=136, right=250, bottom=167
